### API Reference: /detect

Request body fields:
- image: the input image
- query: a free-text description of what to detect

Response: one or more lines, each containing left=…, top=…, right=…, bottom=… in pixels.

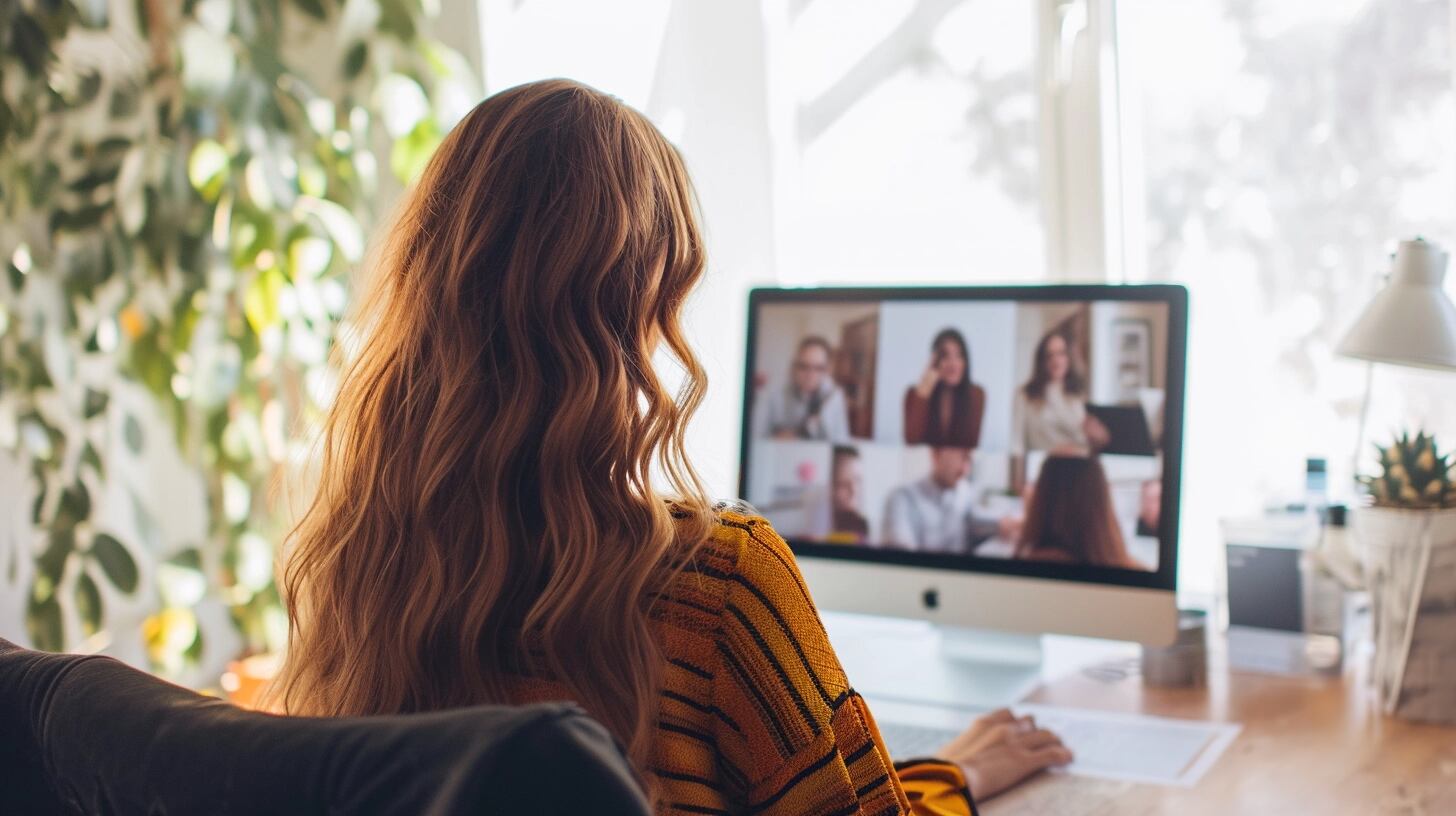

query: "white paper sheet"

left=1014, top=704, right=1241, bottom=787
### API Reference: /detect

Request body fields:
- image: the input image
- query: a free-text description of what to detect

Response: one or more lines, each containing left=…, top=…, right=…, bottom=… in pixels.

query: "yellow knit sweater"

left=509, top=507, right=977, bottom=815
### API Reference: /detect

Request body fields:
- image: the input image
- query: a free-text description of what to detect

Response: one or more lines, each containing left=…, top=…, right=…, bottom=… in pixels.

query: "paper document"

left=1014, top=704, right=1241, bottom=787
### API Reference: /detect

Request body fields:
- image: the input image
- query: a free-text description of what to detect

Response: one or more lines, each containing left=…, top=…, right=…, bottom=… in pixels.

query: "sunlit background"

left=4, top=0, right=1455, bottom=685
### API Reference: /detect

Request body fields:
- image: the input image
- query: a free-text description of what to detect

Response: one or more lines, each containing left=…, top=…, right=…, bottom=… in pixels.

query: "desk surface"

left=987, top=652, right=1456, bottom=815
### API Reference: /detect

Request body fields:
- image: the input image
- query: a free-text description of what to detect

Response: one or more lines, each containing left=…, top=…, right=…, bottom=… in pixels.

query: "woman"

left=904, top=328, right=986, bottom=447
left=1012, top=330, right=1106, bottom=455
left=1016, top=455, right=1146, bottom=570
left=827, top=445, right=870, bottom=542
left=269, top=80, right=1069, bottom=814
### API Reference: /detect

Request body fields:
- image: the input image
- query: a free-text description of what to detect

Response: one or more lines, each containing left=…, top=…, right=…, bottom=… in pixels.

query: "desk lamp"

left=1336, top=237, right=1456, bottom=477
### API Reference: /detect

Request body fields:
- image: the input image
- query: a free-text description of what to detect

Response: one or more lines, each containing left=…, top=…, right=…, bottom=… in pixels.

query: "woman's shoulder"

left=697, top=500, right=790, bottom=564
left=668, top=501, right=801, bottom=587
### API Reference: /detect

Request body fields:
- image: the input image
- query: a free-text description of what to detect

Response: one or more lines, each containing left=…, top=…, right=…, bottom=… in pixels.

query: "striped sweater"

left=507, top=506, right=978, bottom=815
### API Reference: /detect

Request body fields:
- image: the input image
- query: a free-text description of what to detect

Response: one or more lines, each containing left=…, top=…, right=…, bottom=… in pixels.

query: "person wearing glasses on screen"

left=826, top=445, right=871, bottom=543
left=754, top=335, right=851, bottom=441
left=878, top=447, right=1021, bottom=554
left=903, top=328, right=986, bottom=448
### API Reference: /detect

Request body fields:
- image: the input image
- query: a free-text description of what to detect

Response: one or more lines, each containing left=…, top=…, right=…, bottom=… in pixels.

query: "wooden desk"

left=986, top=653, right=1456, bottom=815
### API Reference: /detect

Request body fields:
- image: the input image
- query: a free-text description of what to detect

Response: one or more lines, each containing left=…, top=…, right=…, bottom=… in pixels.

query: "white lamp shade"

left=1337, top=239, right=1456, bottom=371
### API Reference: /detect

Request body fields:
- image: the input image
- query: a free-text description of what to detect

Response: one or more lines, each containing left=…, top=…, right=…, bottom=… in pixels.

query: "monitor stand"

left=822, top=611, right=1044, bottom=711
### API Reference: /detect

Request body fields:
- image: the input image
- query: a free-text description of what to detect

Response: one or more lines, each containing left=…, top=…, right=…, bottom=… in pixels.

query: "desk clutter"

left=1222, top=432, right=1456, bottom=724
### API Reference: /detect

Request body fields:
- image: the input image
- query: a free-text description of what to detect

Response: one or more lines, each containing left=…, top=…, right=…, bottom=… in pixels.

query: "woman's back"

left=272, top=79, right=1065, bottom=814
left=507, top=504, right=968, bottom=814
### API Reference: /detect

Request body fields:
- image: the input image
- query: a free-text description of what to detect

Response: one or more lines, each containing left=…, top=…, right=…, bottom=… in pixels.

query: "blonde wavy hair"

left=268, top=79, right=715, bottom=780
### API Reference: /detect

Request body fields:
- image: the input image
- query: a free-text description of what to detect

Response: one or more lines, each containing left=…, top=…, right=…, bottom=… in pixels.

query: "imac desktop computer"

left=737, top=284, right=1187, bottom=734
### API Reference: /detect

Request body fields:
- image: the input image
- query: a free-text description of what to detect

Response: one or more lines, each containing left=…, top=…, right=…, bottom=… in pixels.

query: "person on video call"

left=1136, top=478, right=1161, bottom=538
left=879, top=447, right=1020, bottom=554
left=1012, top=329, right=1109, bottom=455
left=903, top=328, right=987, bottom=448
left=1016, top=455, right=1147, bottom=570
left=828, top=446, right=870, bottom=542
left=755, top=335, right=851, bottom=441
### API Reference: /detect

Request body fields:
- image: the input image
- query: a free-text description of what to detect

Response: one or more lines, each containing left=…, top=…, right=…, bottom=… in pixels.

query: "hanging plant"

left=0, top=0, right=475, bottom=672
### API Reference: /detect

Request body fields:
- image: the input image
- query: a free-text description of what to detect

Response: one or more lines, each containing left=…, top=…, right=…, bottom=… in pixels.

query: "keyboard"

left=876, top=703, right=1240, bottom=786
left=879, top=721, right=963, bottom=760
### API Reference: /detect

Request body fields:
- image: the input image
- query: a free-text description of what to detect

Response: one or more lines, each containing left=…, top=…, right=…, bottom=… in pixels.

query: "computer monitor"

left=738, top=285, right=1186, bottom=650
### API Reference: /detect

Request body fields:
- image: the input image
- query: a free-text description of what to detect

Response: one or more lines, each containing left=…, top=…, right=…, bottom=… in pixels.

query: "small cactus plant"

left=1360, top=430, right=1456, bottom=510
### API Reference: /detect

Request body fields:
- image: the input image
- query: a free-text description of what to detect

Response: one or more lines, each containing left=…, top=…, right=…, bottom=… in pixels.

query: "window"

left=479, top=0, right=1456, bottom=597
left=782, top=0, right=1043, bottom=284
left=479, top=0, right=1053, bottom=491
left=1117, top=0, right=1456, bottom=592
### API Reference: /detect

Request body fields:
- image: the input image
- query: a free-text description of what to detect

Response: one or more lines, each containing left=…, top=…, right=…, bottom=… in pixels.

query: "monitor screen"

left=739, top=286, right=1186, bottom=589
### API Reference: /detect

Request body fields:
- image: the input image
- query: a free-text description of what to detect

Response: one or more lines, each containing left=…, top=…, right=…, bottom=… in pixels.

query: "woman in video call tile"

left=756, top=336, right=851, bottom=441
left=1012, top=331, right=1108, bottom=453
left=1016, top=455, right=1148, bottom=570
left=829, top=446, right=870, bottom=542
left=903, top=328, right=986, bottom=447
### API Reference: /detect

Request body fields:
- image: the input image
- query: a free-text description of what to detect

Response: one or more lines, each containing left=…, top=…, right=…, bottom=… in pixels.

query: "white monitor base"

left=822, top=611, right=1044, bottom=711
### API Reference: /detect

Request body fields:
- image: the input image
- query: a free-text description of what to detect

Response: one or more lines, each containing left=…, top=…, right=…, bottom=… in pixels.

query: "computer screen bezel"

left=737, top=284, right=1187, bottom=592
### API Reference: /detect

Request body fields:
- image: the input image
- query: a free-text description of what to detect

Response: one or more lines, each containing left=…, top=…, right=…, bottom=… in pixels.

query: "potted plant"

left=1353, top=430, right=1456, bottom=723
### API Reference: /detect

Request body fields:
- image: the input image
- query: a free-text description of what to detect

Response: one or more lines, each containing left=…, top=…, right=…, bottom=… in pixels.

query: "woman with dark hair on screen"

left=268, top=80, right=1067, bottom=815
left=904, top=328, right=987, bottom=447
left=1012, top=330, right=1108, bottom=455
left=1015, top=455, right=1147, bottom=570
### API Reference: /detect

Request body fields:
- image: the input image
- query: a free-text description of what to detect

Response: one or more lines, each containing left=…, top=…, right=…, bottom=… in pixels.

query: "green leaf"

left=36, top=530, right=74, bottom=594
left=168, top=547, right=203, bottom=571
left=376, top=73, right=429, bottom=138
left=57, top=483, right=92, bottom=527
left=124, top=414, right=145, bottom=453
left=185, top=626, right=205, bottom=663
left=91, top=533, right=139, bottom=594
left=343, top=41, right=368, bottom=80
left=75, top=571, right=104, bottom=636
left=83, top=388, right=109, bottom=418
left=293, top=0, right=329, bottom=21
left=288, top=234, right=332, bottom=280
left=188, top=139, right=231, bottom=202
left=244, top=267, right=285, bottom=334
left=108, top=84, right=141, bottom=118
left=68, top=166, right=122, bottom=194
left=295, top=197, right=364, bottom=262
left=390, top=118, right=440, bottom=185
left=31, top=484, right=48, bottom=525
left=116, top=145, right=147, bottom=234
left=378, top=0, right=418, bottom=40
left=50, top=203, right=111, bottom=232
left=26, top=594, right=64, bottom=652
left=80, top=443, right=103, bottom=476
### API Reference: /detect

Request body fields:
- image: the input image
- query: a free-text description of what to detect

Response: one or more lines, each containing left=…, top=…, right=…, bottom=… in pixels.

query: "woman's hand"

left=1083, top=414, right=1111, bottom=449
left=936, top=709, right=1073, bottom=800
left=915, top=361, right=940, bottom=398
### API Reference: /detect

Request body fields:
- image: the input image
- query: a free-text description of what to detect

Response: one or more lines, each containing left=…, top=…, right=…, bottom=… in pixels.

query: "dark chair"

left=0, top=637, right=651, bottom=815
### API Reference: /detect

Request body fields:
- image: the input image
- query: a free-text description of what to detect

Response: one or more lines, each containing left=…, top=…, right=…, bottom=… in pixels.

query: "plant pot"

left=1351, top=506, right=1456, bottom=724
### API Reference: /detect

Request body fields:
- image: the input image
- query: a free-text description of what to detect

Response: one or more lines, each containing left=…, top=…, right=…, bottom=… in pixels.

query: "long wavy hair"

left=926, top=327, right=976, bottom=443
left=1015, top=455, right=1136, bottom=568
left=267, top=80, right=715, bottom=782
left=1022, top=329, right=1087, bottom=401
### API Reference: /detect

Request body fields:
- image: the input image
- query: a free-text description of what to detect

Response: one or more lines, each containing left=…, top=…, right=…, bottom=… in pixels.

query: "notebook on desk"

left=873, top=699, right=1240, bottom=788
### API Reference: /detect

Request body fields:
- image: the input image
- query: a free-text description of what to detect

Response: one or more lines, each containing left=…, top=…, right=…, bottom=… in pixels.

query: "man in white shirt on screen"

left=754, top=336, right=851, bottom=442
left=879, top=447, right=1020, bottom=554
